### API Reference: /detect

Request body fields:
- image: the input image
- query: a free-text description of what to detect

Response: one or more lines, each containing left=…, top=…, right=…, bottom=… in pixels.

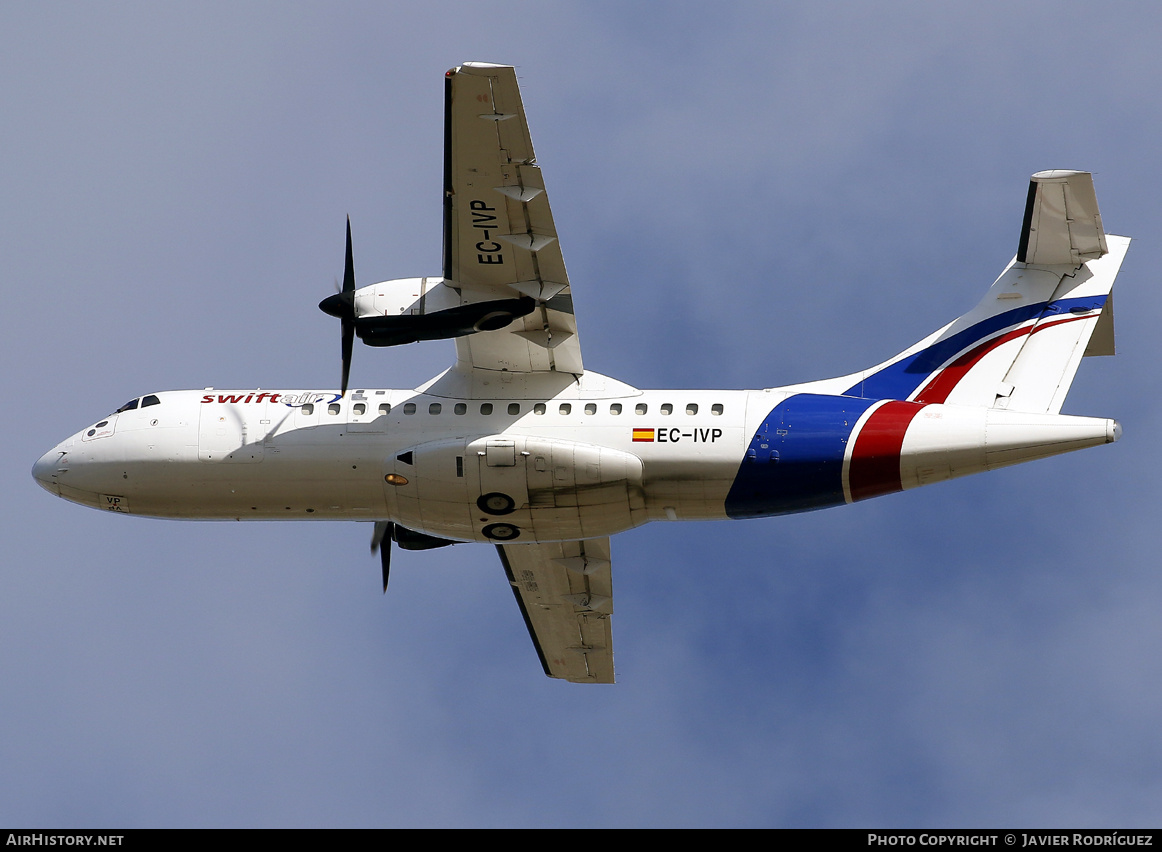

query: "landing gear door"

left=472, top=438, right=530, bottom=510
left=466, top=435, right=531, bottom=533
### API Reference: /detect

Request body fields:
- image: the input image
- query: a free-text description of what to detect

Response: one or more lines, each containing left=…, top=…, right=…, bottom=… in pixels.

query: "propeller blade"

left=342, top=215, right=355, bottom=294
left=370, top=520, right=391, bottom=552
left=341, top=317, right=353, bottom=398
left=318, top=217, right=358, bottom=397
left=341, top=217, right=356, bottom=396
left=371, top=521, right=393, bottom=594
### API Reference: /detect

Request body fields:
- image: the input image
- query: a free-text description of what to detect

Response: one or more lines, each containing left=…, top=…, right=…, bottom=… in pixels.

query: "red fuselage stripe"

left=848, top=401, right=927, bottom=502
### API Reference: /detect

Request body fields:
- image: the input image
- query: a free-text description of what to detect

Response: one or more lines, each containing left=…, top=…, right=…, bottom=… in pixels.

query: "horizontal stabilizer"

left=1083, top=292, right=1115, bottom=357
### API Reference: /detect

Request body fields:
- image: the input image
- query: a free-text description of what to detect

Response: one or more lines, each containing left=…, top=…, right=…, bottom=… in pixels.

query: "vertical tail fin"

left=844, top=171, right=1127, bottom=413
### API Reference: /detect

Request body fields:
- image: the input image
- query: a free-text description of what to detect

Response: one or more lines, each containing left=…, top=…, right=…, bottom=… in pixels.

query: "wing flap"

left=496, top=537, right=614, bottom=684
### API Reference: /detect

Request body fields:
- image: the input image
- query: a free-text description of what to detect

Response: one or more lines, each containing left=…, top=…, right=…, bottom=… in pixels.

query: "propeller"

left=368, top=521, right=457, bottom=595
left=318, top=217, right=356, bottom=397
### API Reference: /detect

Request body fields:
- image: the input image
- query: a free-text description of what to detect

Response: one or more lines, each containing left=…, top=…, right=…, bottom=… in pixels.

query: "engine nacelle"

left=351, top=277, right=535, bottom=347
left=382, top=435, right=647, bottom=543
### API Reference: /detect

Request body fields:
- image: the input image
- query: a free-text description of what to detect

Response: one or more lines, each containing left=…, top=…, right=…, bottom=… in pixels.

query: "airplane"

left=32, top=62, right=1128, bottom=684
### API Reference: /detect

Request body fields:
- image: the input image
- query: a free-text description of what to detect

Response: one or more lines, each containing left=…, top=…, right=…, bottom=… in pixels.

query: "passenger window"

left=584, top=403, right=596, bottom=415
left=507, top=403, right=520, bottom=415
left=328, top=403, right=341, bottom=415
left=480, top=403, right=493, bottom=415
left=404, top=403, right=417, bottom=415
left=454, top=403, right=466, bottom=415
left=378, top=403, right=391, bottom=415
left=686, top=403, right=699, bottom=415
left=559, top=403, right=572, bottom=415
left=302, top=404, right=314, bottom=415
left=353, top=403, right=366, bottom=415
left=636, top=403, right=647, bottom=415
left=534, top=403, right=546, bottom=415
left=661, top=403, right=673, bottom=415
left=141, top=395, right=160, bottom=408
left=712, top=403, right=724, bottom=416
left=610, top=403, right=622, bottom=415
left=429, top=403, right=442, bottom=415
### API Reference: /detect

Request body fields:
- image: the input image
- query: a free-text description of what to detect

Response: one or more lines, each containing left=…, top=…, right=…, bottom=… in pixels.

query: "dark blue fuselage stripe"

left=844, top=295, right=1107, bottom=400
left=725, top=394, right=877, bottom=519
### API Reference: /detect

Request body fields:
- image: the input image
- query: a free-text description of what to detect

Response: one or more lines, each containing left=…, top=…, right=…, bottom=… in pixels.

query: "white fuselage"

left=33, top=372, right=1117, bottom=544
left=33, top=373, right=757, bottom=543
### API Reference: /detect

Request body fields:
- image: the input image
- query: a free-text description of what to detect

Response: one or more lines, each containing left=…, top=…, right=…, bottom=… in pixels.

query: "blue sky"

left=5, top=2, right=1162, bottom=827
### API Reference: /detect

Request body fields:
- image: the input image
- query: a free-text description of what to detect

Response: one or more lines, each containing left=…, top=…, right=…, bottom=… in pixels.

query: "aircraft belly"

left=638, top=449, right=739, bottom=521
left=76, top=426, right=393, bottom=520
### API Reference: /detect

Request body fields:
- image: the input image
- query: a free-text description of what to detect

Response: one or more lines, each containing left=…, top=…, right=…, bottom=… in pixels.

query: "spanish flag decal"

left=632, top=428, right=655, bottom=442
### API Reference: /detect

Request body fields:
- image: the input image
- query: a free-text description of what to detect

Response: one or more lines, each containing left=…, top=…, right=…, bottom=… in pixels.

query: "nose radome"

left=32, top=449, right=63, bottom=496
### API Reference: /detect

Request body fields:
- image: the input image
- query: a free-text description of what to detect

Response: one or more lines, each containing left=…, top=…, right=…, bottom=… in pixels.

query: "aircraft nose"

left=32, top=448, right=64, bottom=496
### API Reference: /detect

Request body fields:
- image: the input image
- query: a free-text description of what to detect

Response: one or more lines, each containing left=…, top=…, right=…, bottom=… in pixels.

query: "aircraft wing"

left=443, top=62, right=583, bottom=375
left=496, top=538, right=614, bottom=683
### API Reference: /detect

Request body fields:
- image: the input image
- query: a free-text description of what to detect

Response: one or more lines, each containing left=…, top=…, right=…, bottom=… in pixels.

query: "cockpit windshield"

left=114, top=395, right=161, bottom=414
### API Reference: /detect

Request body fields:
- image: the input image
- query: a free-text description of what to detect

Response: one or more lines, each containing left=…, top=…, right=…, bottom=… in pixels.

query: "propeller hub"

left=319, top=291, right=354, bottom=319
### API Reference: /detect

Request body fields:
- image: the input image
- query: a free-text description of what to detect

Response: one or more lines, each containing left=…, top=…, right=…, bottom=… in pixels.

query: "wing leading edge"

left=443, top=62, right=583, bottom=376
left=496, top=538, right=614, bottom=683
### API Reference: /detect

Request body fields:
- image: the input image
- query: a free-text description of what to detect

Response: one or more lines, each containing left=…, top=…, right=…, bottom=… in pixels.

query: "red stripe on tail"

left=915, top=315, right=1088, bottom=404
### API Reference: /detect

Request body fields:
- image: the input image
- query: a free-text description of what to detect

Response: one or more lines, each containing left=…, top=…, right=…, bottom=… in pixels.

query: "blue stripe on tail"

left=845, top=295, right=1106, bottom=401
